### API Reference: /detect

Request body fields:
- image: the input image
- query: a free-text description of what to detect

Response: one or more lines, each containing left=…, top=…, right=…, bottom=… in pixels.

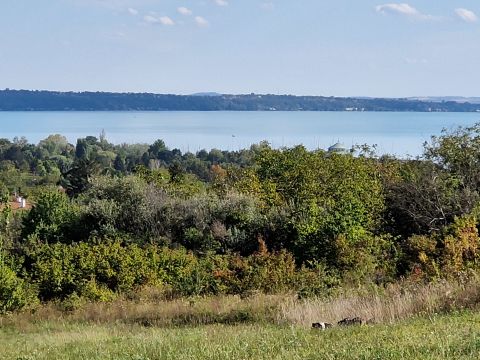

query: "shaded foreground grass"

left=1, top=311, right=480, bottom=360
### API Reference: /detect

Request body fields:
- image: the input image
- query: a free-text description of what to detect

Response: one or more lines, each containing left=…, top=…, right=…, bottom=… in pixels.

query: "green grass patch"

left=1, top=311, right=480, bottom=359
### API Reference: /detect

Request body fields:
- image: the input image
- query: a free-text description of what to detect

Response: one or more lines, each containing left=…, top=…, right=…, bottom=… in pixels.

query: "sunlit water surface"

left=1, top=111, right=479, bottom=156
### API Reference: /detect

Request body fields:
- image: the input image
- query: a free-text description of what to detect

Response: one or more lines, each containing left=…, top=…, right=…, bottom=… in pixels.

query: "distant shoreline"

left=1, top=90, right=480, bottom=112
left=2, top=109, right=480, bottom=113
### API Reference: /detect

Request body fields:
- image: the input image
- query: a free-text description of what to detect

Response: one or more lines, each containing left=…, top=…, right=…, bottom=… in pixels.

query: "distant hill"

left=409, top=97, right=480, bottom=105
left=1, top=89, right=480, bottom=112
left=190, top=92, right=222, bottom=97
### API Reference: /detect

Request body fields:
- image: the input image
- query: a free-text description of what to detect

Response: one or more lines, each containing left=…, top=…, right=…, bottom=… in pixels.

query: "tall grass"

left=279, top=273, right=480, bottom=326
left=0, top=292, right=287, bottom=331
left=2, top=273, right=480, bottom=331
left=2, top=312, right=480, bottom=360
left=3, top=276, right=480, bottom=359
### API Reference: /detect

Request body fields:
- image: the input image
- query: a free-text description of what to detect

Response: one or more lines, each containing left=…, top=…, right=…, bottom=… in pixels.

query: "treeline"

left=2, top=125, right=480, bottom=312
left=1, top=89, right=480, bottom=111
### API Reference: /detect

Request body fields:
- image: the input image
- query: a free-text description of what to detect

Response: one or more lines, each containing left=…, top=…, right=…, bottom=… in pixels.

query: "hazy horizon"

left=2, top=89, right=480, bottom=100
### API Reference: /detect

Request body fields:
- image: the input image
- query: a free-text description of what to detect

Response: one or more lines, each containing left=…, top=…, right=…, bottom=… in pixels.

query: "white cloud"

left=128, top=8, right=138, bottom=16
left=260, top=2, right=274, bottom=11
left=214, top=0, right=228, bottom=6
left=178, top=7, right=193, bottom=16
left=195, top=16, right=209, bottom=27
left=144, top=15, right=175, bottom=26
left=455, top=8, right=478, bottom=23
left=144, top=15, right=159, bottom=24
left=375, top=3, right=435, bottom=21
left=159, top=16, right=175, bottom=26
left=376, top=3, right=417, bottom=16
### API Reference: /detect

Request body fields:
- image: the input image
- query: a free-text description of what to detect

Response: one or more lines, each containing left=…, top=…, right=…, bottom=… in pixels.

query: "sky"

left=0, top=1, right=479, bottom=97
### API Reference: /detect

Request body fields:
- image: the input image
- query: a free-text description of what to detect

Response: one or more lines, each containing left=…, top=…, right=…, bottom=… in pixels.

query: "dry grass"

left=0, top=291, right=288, bottom=331
left=75, top=293, right=285, bottom=327
left=2, top=312, right=480, bottom=359
left=3, top=275, right=480, bottom=359
left=3, top=274, right=480, bottom=332
left=279, top=273, right=480, bottom=326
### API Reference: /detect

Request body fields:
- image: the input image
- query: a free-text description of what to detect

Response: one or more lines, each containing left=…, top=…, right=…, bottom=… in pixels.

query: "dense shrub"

left=5, top=127, right=480, bottom=311
left=76, top=176, right=265, bottom=253
left=402, top=213, right=480, bottom=278
left=0, top=181, right=9, bottom=204
left=17, top=239, right=335, bottom=302
left=229, top=146, right=389, bottom=271
left=24, top=239, right=156, bottom=300
left=0, top=255, right=38, bottom=313
left=21, top=189, right=84, bottom=243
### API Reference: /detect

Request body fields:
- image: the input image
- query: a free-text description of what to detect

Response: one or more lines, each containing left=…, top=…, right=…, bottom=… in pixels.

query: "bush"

left=25, top=239, right=156, bottom=300
left=21, top=189, right=84, bottom=243
left=0, top=181, right=9, bottom=204
left=18, top=238, right=338, bottom=302
left=402, top=213, right=480, bottom=278
left=0, top=258, right=38, bottom=313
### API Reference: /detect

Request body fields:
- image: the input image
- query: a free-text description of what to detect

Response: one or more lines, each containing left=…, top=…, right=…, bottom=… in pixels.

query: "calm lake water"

left=1, top=111, right=479, bottom=156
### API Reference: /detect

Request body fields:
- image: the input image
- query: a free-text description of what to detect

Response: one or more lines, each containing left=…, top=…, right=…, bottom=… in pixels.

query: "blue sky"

left=0, top=1, right=479, bottom=97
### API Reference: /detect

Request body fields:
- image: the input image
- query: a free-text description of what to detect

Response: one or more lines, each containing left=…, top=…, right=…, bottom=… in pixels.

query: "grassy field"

left=1, top=311, right=480, bottom=360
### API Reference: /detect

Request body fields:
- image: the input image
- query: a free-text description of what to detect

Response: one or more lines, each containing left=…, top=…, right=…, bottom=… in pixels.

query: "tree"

left=386, top=124, right=480, bottom=238
left=0, top=181, right=8, bottom=204
left=148, top=139, right=167, bottom=158
left=425, top=124, right=480, bottom=191
left=75, top=139, right=90, bottom=160
left=38, top=134, right=70, bottom=156
left=21, top=189, right=79, bottom=243
left=169, top=162, right=185, bottom=183
left=247, top=146, right=387, bottom=271
left=60, top=158, right=99, bottom=197
left=113, top=154, right=126, bottom=173
left=384, top=160, right=467, bottom=237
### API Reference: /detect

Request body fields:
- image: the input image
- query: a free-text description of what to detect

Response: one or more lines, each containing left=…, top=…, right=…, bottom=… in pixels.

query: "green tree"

left=114, top=154, right=126, bottom=173
left=0, top=181, right=9, bottom=204
left=168, top=161, right=185, bottom=184
left=0, top=256, right=38, bottom=313
left=60, top=158, right=99, bottom=197
left=22, top=189, right=81, bottom=243
left=386, top=124, right=480, bottom=239
left=249, top=146, right=387, bottom=274
left=38, top=134, right=70, bottom=156
left=148, top=139, right=167, bottom=158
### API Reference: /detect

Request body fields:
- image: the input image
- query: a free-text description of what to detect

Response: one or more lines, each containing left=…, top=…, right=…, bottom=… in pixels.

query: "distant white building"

left=328, top=142, right=349, bottom=155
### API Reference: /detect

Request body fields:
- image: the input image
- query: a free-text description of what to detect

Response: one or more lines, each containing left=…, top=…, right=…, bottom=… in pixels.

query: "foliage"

left=402, top=213, right=480, bottom=278
left=2, top=89, right=480, bottom=111
left=4, top=125, right=480, bottom=308
left=386, top=124, right=480, bottom=239
left=385, top=159, right=474, bottom=237
left=0, top=181, right=9, bottom=204
left=21, top=189, right=83, bottom=243
left=0, top=253, right=38, bottom=313
left=17, top=238, right=336, bottom=302
left=241, top=146, right=387, bottom=269
left=60, top=158, right=100, bottom=197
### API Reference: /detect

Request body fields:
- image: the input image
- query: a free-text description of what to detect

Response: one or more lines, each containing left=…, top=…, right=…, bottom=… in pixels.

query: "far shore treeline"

left=3, top=124, right=480, bottom=312
left=1, top=89, right=480, bottom=111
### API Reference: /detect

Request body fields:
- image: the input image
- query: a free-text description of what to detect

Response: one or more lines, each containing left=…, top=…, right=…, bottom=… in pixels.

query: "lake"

left=1, top=111, right=479, bottom=156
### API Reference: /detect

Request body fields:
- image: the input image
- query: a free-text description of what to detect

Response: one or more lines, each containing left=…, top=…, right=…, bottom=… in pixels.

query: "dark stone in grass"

left=337, top=317, right=364, bottom=326
left=312, top=322, right=333, bottom=330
